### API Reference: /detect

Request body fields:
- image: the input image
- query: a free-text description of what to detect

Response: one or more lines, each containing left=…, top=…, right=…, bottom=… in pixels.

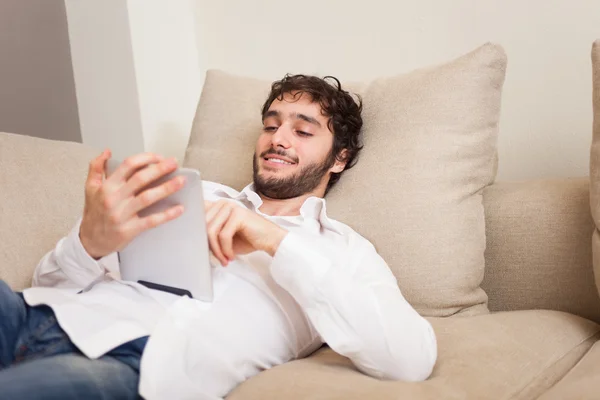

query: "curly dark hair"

left=261, top=74, right=363, bottom=195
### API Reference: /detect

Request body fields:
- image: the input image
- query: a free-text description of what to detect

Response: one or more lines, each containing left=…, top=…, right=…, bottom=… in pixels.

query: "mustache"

left=259, top=149, right=299, bottom=164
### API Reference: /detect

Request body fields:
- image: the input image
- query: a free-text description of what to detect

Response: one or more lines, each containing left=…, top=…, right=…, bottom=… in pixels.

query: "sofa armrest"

left=482, top=178, right=600, bottom=323
left=0, top=132, right=97, bottom=290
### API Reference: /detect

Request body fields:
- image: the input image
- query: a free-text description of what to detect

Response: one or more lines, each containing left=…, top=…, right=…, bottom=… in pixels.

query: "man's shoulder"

left=322, top=215, right=373, bottom=248
left=313, top=216, right=384, bottom=267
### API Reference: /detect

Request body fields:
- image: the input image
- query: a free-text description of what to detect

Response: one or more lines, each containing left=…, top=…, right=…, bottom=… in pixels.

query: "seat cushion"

left=227, top=310, right=599, bottom=400
left=184, top=43, right=507, bottom=317
left=538, top=340, right=600, bottom=400
left=0, top=132, right=96, bottom=290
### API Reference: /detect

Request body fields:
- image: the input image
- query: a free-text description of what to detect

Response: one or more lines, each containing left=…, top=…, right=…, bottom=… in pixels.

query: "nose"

left=270, top=124, right=292, bottom=149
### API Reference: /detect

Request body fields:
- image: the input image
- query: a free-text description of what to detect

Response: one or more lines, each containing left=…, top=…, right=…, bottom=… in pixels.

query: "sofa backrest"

left=0, top=132, right=96, bottom=290
left=1, top=131, right=598, bottom=323
left=482, top=177, right=600, bottom=323
left=589, top=40, right=600, bottom=319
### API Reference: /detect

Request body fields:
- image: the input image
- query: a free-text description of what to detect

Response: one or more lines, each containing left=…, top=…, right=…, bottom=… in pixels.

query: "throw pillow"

left=184, top=43, right=507, bottom=316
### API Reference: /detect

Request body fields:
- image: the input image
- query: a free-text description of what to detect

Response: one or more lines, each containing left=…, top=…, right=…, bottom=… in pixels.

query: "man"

left=0, top=74, right=437, bottom=399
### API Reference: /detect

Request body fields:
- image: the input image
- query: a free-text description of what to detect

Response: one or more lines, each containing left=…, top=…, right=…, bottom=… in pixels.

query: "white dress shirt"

left=24, top=181, right=437, bottom=399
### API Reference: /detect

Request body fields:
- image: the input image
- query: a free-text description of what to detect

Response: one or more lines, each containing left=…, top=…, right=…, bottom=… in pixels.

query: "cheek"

left=304, top=141, right=329, bottom=162
left=256, top=134, right=269, bottom=153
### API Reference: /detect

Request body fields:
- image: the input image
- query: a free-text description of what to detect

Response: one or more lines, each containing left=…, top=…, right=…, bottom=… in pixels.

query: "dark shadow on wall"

left=0, top=0, right=81, bottom=143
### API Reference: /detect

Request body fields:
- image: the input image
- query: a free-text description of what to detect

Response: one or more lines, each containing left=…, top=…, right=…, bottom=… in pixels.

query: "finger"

left=207, top=206, right=232, bottom=266
left=86, top=149, right=111, bottom=186
left=107, top=152, right=165, bottom=184
left=206, top=205, right=233, bottom=266
left=218, top=213, right=240, bottom=262
left=205, top=200, right=227, bottom=226
left=119, top=175, right=186, bottom=220
left=119, top=158, right=179, bottom=199
left=124, top=204, right=185, bottom=237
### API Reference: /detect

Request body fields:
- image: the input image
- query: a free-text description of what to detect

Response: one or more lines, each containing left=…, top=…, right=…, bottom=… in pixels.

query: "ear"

left=330, top=149, right=348, bottom=174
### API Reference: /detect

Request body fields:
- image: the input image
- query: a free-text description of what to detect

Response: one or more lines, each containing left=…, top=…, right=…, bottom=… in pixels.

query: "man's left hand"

left=204, top=200, right=288, bottom=266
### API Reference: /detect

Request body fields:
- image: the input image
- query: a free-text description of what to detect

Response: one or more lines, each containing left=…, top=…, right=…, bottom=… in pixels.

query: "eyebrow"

left=293, top=113, right=322, bottom=128
left=263, top=110, right=322, bottom=128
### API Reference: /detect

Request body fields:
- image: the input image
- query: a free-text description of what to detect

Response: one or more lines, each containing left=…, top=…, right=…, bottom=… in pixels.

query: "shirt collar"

left=213, top=183, right=342, bottom=235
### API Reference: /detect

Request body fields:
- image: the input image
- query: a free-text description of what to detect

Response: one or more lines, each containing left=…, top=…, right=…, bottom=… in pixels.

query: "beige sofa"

left=2, top=41, right=600, bottom=399
left=1, top=133, right=599, bottom=399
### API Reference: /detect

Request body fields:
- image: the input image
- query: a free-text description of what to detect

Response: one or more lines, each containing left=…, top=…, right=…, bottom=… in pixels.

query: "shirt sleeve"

left=269, top=231, right=437, bottom=382
left=32, top=218, right=120, bottom=290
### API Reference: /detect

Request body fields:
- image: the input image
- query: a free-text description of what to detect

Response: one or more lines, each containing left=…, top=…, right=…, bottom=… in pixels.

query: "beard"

left=253, top=149, right=335, bottom=200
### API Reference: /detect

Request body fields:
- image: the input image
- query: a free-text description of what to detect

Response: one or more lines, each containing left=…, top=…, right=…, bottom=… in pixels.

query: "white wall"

left=194, top=0, right=600, bottom=181
left=65, top=0, right=200, bottom=162
left=65, top=0, right=145, bottom=161
left=127, top=0, right=201, bottom=162
left=66, top=1, right=600, bottom=180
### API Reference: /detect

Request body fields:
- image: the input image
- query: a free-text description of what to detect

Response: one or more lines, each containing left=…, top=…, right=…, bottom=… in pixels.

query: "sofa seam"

left=509, top=329, right=600, bottom=399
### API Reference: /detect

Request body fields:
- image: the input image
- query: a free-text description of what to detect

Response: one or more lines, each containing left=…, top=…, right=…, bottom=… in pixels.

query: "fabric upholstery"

left=0, top=132, right=96, bottom=290
left=483, top=178, right=600, bottom=323
left=590, top=39, right=600, bottom=302
left=184, top=43, right=508, bottom=317
left=537, top=340, right=600, bottom=400
left=227, top=310, right=599, bottom=400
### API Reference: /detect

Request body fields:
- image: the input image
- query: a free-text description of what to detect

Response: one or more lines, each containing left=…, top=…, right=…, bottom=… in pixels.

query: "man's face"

left=253, top=92, right=339, bottom=200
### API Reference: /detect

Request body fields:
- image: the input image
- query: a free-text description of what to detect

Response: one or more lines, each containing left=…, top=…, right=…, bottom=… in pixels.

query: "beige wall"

left=0, top=0, right=80, bottom=143
left=194, top=0, right=600, bottom=181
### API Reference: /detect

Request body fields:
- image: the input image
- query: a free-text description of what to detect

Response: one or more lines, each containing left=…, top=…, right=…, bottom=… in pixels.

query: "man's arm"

left=34, top=149, right=187, bottom=289
left=32, top=218, right=119, bottom=289
left=269, top=232, right=437, bottom=382
left=203, top=199, right=437, bottom=381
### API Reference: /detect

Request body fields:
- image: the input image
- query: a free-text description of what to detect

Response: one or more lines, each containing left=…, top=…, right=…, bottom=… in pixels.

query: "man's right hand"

left=79, top=149, right=187, bottom=260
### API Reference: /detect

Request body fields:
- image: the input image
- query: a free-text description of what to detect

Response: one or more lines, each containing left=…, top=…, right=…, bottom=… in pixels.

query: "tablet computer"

left=106, top=158, right=213, bottom=302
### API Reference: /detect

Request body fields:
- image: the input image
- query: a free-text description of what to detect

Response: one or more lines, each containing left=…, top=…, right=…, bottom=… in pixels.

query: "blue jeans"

left=0, top=280, right=148, bottom=400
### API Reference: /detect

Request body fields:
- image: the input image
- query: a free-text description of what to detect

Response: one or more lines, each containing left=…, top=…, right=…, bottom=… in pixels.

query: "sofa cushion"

left=0, top=132, right=96, bottom=290
left=483, top=178, right=600, bottom=324
left=590, top=40, right=600, bottom=302
left=184, top=43, right=507, bottom=317
left=537, top=340, right=600, bottom=400
left=226, top=310, right=599, bottom=400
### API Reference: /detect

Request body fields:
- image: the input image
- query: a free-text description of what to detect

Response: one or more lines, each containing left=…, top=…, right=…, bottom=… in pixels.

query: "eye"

left=263, top=126, right=277, bottom=132
left=297, top=131, right=313, bottom=137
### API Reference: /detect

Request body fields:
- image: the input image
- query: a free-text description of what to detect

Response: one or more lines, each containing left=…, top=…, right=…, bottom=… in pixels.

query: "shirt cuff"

left=56, top=218, right=107, bottom=282
left=270, top=232, right=333, bottom=302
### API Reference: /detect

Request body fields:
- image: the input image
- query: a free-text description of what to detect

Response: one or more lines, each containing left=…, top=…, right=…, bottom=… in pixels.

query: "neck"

left=257, top=189, right=323, bottom=216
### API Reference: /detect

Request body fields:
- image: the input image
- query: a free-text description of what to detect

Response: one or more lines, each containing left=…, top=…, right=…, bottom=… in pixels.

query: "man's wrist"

left=78, top=228, right=102, bottom=261
left=266, top=227, right=288, bottom=257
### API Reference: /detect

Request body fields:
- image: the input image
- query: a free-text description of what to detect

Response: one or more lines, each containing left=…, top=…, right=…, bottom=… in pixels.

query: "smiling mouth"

left=264, top=157, right=295, bottom=166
